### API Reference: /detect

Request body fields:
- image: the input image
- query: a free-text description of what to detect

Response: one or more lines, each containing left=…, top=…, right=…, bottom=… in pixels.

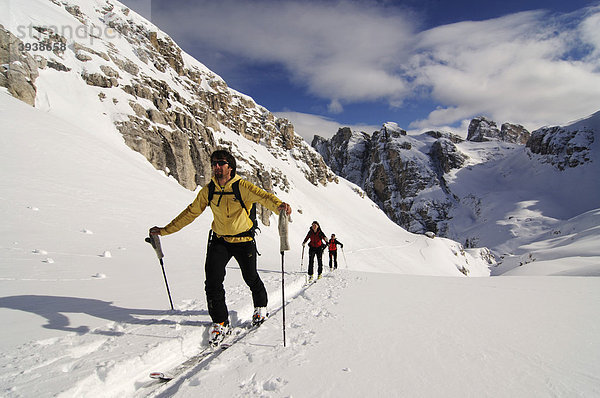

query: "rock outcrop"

left=313, top=123, right=466, bottom=234
left=2, top=2, right=337, bottom=227
left=0, top=26, right=40, bottom=106
left=467, top=116, right=530, bottom=144
left=1, top=3, right=335, bottom=202
left=312, top=116, right=554, bottom=236
left=526, top=124, right=594, bottom=170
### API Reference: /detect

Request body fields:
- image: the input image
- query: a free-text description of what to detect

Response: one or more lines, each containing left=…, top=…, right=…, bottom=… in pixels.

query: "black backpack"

left=207, top=179, right=259, bottom=238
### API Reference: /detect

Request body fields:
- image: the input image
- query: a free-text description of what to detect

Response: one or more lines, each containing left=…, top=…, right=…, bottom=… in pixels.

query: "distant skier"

left=302, top=221, right=328, bottom=281
left=327, top=234, right=344, bottom=270
left=150, top=149, right=292, bottom=346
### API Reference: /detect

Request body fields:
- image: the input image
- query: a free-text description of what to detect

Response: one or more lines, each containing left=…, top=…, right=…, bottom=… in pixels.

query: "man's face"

left=212, top=158, right=231, bottom=179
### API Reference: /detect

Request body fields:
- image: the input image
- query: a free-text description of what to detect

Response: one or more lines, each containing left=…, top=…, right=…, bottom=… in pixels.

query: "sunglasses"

left=211, top=160, right=229, bottom=167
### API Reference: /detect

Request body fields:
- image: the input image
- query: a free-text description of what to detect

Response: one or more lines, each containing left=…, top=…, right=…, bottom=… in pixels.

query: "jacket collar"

left=212, top=174, right=241, bottom=189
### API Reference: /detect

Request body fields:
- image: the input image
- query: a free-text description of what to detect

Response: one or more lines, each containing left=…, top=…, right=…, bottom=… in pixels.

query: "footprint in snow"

left=263, top=377, right=287, bottom=392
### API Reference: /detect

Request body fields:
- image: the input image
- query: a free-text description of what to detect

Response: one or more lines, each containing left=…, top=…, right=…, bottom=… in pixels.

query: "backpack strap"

left=232, top=180, right=260, bottom=237
left=207, top=179, right=258, bottom=240
left=207, top=180, right=216, bottom=203
left=208, top=179, right=235, bottom=207
left=231, top=180, right=248, bottom=214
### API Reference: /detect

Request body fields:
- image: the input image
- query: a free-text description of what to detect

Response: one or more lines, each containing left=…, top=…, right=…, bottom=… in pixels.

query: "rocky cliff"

left=526, top=122, right=595, bottom=170
left=313, top=122, right=467, bottom=234
left=0, top=0, right=335, bottom=225
left=312, top=114, right=595, bottom=239
left=467, top=116, right=530, bottom=144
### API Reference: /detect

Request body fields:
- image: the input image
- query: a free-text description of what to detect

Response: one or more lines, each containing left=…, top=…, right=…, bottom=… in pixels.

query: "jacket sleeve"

left=238, top=179, right=283, bottom=213
left=303, top=231, right=310, bottom=244
left=160, top=185, right=209, bottom=235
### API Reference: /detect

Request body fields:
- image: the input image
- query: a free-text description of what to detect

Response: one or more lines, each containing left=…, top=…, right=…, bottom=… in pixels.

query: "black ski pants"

left=329, top=250, right=338, bottom=269
left=205, top=236, right=267, bottom=323
left=307, top=246, right=324, bottom=276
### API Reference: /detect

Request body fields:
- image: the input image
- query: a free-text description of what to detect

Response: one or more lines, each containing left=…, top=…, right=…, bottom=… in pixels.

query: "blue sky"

left=121, top=0, right=600, bottom=139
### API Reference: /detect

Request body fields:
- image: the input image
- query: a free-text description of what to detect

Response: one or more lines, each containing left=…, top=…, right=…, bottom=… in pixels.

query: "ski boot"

left=208, top=321, right=230, bottom=347
left=252, top=307, right=267, bottom=326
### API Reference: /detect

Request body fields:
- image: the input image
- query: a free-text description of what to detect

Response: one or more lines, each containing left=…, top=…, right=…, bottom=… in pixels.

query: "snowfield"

left=2, top=87, right=600, bottom=397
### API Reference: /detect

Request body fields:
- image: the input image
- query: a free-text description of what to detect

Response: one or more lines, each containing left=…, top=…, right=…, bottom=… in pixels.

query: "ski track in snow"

left=0, top=270, right=343, bottom=398
left=148, top=270, right=346, bottom=398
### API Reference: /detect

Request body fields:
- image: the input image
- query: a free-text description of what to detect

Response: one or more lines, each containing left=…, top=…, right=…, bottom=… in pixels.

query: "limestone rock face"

left=313, top=111, right=596, bottom=238
left=501, top=122, right=530, bottom=144
left=0, top=26, right=39, bottom=106
left=526, top=123, right=594, bottom=170
left=0, top=2, right=336, bottom=204
left=467, top=117, right=499, bottom=142
left=467, top=117, right=530, bottom=144
left=313, top=123, right=466, bottom=234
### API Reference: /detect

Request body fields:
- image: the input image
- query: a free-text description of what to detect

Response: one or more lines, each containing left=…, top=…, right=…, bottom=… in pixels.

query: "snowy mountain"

left=1, top=0, right=335, bottom=198
left=1, top=0, right=599, bottom=397
left=313, top=113, right=600, bottom=275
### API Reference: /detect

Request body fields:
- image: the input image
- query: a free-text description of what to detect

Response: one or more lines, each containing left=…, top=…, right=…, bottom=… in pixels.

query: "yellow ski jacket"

left=159, top=175, right=283, bottom=243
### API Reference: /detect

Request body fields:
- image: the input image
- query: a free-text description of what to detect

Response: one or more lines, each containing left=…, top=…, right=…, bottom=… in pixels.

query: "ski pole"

left=300, top=245, right=305, bottom=272
left=281, top=251, right=286, bottom=347
left=145, top=233, right=174, bottom=310
left=278, top=210, right=291, bottom=347
left=342, top=246, right=348, bottom=269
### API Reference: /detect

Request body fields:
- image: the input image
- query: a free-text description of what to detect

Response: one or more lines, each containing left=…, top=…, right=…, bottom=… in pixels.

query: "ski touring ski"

left=139, top=271, right=326, bottom=395
left=147, top=317, right=268, bottom=385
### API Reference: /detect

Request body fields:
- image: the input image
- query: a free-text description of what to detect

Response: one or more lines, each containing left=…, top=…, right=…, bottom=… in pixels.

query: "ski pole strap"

left=145, top=234, right=164, bottom=260
left=278, top=210, right=291, bottom=252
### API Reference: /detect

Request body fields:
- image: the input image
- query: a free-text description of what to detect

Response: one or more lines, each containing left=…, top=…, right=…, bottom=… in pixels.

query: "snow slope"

left=2, top=80, right=599, bottom=397
left=445, top=118, right=600, bottom=275
left=170, top=272, right=600, bottom=397
left=0, top=87, right=493, bottom=397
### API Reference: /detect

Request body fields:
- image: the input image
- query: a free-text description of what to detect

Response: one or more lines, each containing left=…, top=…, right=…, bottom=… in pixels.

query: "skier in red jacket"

left=327, top=234, right=344, bottom=270
left=302, top=221, right=328, bottom=281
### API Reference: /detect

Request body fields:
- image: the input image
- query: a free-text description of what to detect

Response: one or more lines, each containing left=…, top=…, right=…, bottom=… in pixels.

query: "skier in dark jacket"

left=327, top=234, right=344, bottom=270
left=302, top=221, right=328, bottom=281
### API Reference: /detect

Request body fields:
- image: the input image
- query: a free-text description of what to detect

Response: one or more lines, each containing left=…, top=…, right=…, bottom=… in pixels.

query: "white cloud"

left=408, top=8, right=600, bottom=130
left=152, top=0, right=416, bottom=103
left=578, top=5, right=600, bottom=63
left=148, top=0, right=600, bottom=131
left=327, top=99, right=343, bottom=114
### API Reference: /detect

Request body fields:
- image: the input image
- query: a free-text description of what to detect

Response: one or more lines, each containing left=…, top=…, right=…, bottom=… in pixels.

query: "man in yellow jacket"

left=150, top=149, right=292, bottom=346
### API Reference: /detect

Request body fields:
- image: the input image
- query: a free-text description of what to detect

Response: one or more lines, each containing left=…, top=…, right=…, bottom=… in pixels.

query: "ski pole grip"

left=278, top=211, right=291, bottom=252
left=145, top=233, right=164, bottom=260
